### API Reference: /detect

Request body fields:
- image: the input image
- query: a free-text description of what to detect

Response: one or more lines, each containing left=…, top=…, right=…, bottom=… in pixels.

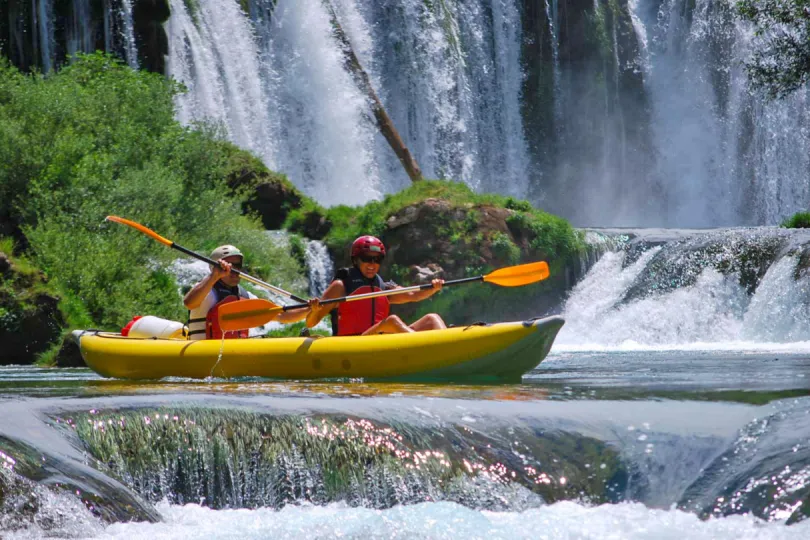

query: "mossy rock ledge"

left=0, top=249, right=63, bottom=365
left=379, top=200, right=583, bottom=323
left=294, top=183, right=586, bottom=325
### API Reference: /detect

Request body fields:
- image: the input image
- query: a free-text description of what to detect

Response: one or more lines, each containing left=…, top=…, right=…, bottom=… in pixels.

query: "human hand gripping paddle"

left=105, top=216, right=307, bottom=303
left=217, top=261, right=550, bottom=332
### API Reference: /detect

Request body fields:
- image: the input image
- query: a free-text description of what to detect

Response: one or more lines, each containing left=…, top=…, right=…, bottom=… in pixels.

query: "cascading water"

left=559, top=228, right=810, bottom=349
left=166, top=0, right=530, bottom=205
left=66, top=0, right=93, bottom=59
left=625, top=0, right=810, bottom=226
left=4, top=0, right=810, bottom=226
left=118, top=0, right=139, bottom=69
left=166, top=0, right=274, bottom=163
left=304, top=240, right=334, bottom=297
left=34, top=0, right=54, bottom=73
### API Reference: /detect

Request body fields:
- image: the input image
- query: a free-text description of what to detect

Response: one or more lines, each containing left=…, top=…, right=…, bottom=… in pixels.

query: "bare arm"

left=274, top=305, right=309, bottom=324
left=388, top=279, right=444, bottom=305
left=183, top=261, right=232, bottom=309
left=305, top=280, right=346, bottom=328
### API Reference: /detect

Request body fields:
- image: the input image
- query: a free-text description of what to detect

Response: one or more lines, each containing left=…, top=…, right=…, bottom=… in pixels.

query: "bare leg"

left=409, top=313, right=447, bottom=332
left=361, top=315, right=414, bottom=335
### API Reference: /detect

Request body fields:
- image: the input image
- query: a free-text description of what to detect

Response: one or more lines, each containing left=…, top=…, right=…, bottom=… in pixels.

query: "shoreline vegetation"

left=0, top=53, right=582, bottom=366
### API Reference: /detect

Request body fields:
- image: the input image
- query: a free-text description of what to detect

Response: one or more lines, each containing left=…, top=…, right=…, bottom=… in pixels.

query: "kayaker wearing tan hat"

left=184, top=245, right=310, bottom=339
left=184, top=245, right=255, bottom=340
left=306, top=236, right=446, bottom=335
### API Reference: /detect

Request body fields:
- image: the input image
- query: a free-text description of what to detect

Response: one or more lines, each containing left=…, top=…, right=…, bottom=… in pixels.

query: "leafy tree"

left=0, top=53, right=305, bottom=330
left=737, top=0, right=810, bottom=97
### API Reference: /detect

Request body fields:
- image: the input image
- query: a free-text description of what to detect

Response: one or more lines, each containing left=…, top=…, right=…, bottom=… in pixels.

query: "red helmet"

left=351, top=235, right=386, bottom=258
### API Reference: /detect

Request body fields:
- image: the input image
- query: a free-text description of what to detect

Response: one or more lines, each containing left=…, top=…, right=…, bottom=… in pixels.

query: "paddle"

left=217, top=261, right=550, bottom=332
left=105, top=216, right=307, bottom=303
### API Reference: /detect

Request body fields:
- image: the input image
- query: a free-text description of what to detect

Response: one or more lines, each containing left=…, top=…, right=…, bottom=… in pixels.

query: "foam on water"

left=558, top=251, right=810, bottom=352
left=31, top=500, right=809, bottom=540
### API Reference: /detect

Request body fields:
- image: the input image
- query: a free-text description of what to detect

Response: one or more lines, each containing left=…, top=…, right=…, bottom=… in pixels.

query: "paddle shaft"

left=106, top=215, right=307, bottom=303
left=278, top=275, right=483, bottom=312
left=169, top=243, right=307, bottom=303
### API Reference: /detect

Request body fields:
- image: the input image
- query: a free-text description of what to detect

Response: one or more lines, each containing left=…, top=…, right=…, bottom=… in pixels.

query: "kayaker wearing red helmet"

left=306, top=236, right=447, bottom=335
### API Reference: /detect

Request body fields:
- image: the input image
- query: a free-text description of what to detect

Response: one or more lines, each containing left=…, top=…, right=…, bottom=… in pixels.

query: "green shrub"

left=288, top=234, right=308, bottom=271
left=313, top=180, right=583, bottom=265
left=1, top=53, right=305, bottom=331
left=781, top=212, right=810, bottom=228
left=504, top=197, right=533, bottom=212
left=490, top=231, right=521, bottom=265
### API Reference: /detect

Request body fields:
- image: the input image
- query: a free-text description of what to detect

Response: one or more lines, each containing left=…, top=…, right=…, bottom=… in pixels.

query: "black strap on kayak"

left=463, top=321, right=489, bottom=331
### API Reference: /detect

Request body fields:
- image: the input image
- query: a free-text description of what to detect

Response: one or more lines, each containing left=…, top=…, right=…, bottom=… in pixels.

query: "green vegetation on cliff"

left=737, top=0, right=810, bottom=98
left=781, top=211, right=810, bottom=229
left=286, top=180, right=584, bottom=324
left=287, top=180, right=583, bottom=268
left=0, top=53, right=303, bottom=336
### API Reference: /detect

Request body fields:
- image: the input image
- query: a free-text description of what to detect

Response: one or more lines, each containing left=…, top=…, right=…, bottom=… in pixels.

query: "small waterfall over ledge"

left=304, top=239, right=334, bottom=297
left=562, top=227, right=810, bottom=348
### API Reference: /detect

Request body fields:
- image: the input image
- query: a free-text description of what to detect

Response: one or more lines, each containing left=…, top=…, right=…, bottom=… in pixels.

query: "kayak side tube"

left=385, top=316, right=564, bottom=383
left=75, top=316, right=564, bottom=383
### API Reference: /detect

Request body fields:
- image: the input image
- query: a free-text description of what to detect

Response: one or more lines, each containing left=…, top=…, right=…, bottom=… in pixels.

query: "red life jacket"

left=187, top=282, right=251, bottom=340
left=205, top=295, right=250, bottom=339
left=331, top=267, right=392, bottom=336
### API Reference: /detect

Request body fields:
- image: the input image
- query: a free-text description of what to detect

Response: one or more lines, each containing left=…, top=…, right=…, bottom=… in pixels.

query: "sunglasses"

left=220, top=259, right=242, bottom=270
left=358, top=254, right=383, bottom=264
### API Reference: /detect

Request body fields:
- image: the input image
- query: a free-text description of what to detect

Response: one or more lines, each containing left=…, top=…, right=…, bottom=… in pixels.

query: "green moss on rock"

left=0, top=239, right=64, bottom=365
left=284, top=181, right=583, bottom=324
left=782, top=211, right=810, bottom=229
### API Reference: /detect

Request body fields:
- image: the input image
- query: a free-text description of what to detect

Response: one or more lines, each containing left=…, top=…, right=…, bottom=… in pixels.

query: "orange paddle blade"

left=106, top=216, right=173, bottom=246
left=483, top=261, right=550, bottom=287
left=217, top=298, right=285, bottom=331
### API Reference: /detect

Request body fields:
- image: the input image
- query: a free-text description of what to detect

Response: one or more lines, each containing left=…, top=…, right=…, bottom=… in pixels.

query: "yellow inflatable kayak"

left=75, top=316, right=564, bottom=383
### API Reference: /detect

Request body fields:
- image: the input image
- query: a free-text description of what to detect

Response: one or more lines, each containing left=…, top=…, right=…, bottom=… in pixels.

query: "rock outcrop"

left=0, top=249, right=63, bottom=365
left=325, top=195, right=585, bottom=324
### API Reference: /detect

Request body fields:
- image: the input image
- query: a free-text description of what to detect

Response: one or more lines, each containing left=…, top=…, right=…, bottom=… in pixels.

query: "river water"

left=2, top=343, right=809, bottom=539
left=4, top=228, right=810, bottom=537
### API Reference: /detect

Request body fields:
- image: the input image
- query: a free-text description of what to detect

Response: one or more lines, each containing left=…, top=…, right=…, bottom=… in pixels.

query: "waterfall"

left=626, top=0, right=810, bottom=226
left=164, top=0, right=529, bottom=205
left=9, top=0, right=810, bottom=226
left=66, top=0, right=93, bottom=59
left=166, top=0, right=273, bottom=161
left=103, top=0, right=113, bottom=53
left=119, top=0, right=139, bottom=69
left=304, top=240, right=334, bottom=297
left=34, top=0, right=54, bottom=73
left=249, top=0, right=383, bottom=203
left=351, top=0, right=529, bottom=195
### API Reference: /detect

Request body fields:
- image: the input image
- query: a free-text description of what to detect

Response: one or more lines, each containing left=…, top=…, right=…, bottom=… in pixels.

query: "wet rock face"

left=0, top=465, right=101, bottom=535
left=54, top=335, right=84, bottom=368
left=620, top=229, right=791, bottom=304
left=249, top=180, right=304, bottom=230
left=132, top=0, right=171, bottom=74
left=223, top=153, right=320, bottom=233
left=0, top=251, right=63, bottom=365
left=63, top=408, right=627, bottom=512
left=1, top=438, right=160, bottom=529
left=380, top=199, right=518, bottom=279
left=247, top=178, right=334, bottom=237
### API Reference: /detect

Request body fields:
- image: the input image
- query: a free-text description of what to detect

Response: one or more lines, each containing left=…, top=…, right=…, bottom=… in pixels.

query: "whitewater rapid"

left=557, top=248, right=810, bottom=352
